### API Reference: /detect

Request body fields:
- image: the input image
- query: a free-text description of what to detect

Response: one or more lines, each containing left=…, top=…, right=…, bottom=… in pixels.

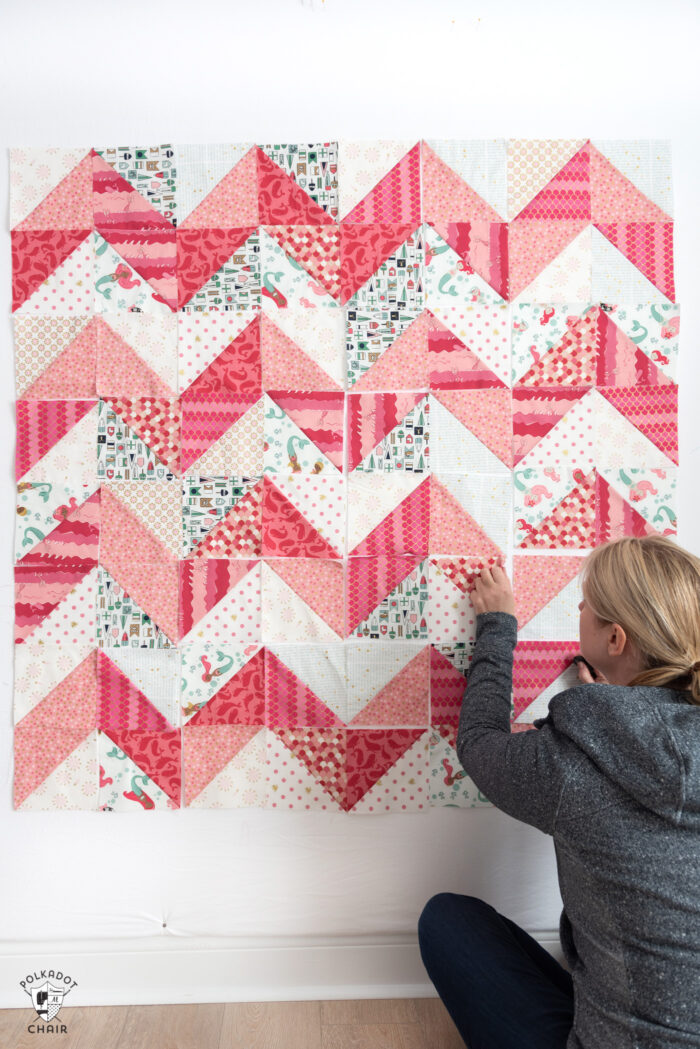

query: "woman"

left=418, top=536, right=700, bottom=1049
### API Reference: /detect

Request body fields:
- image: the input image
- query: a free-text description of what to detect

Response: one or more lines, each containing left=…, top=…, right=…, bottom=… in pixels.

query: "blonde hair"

left=581, top=535, right=700, bottom=706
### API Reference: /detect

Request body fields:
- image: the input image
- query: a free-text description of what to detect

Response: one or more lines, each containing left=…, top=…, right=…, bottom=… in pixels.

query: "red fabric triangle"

left=18, top=489, right=100, bottom=568
left=188, top=650, right=266, bottom=726
left=182, top=316, right=261, bottom=401
left=180, top=146, right=259, bottom=228
left=595, top=473, right=658, bottom=545
left=594, top=222, right=675, bottom=300
left=596, top=309, right=671, bottom=386
left=257, top=147, right=335, bottom=226
left=518, top=308, right=598, bottom=387
left=262, top=478, right=341, bottom=559
left=24, top=316, right=98, bottom=400
left=430, top=646, right=468, bottom=727
left=92, top=151, right=173, bottom=230
left=347, top=391, right=427, bottom=471
left=106, top=728, right=181, bottom=804
left=512, top=642, right=580, bottom=720
left=275, top=729, right=346, bottom=806
left=105, top=397, right=181, bottom=475
left=518, top=470, right=596, bottom=549
left=97, top=226, right=178, bottom=311
left=15, top=561, right=96, bottom=644
left=263, top=225, right=341, bottom=299
left=176, top=227, right=258, bottom=309
left=351, top=478, right=430, bottom=556
left=596, top=385, right=678, bottom=464
left=16, top=398, right=96, bottom=480
left=97, top=650, right=171, bottom=732
left=188, top=485, right=264, bottom=560
left=261, top=313, right=343, bottom=391
left=15, top=152, right=93, bottom=230
left=266, top=650, right=343, bottom=727
left=267, top=391, right=344, bottom=470
left=437, top=221, right=509, bottom=300
left=345, top=728, right=424, bottom=809
left=180, top=394, right=257, bottom=473
left=12, top=229, right=92, bottom=312
left=344, top=143, right=421, bottom=225
left=428, top=314, right=507, bottom=388
left=515, top=143, right=591, bottom=220
left=178, top=559, right=257, bottom=637
left=346, top=555, right=424, bottom=635
left=512, top=387, right=588, bottom=465
left=339, top=224, right=415, bottom=303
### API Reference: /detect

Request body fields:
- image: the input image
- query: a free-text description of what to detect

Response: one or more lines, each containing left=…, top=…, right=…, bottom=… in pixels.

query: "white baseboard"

left=0, top=933, right=563, bottom=1009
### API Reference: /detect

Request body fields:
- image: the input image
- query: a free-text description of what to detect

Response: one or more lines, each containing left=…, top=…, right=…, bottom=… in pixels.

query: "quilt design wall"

left=11, top=140, right=679, bottom=812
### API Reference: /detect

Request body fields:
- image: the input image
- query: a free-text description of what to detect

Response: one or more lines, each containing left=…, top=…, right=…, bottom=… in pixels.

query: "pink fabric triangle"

left=430, top=477, right=502, bottom=559
left=513, top=555, right=583, bottom=627
left=180, top=147, right=259, bottom=228
left=347, top=555, right=424, bottom=635
left=23, top=316, right=98, bottom=399
left=512, top=387, right=587, bottom=465
left=97, top=650, right=171, bottom=732
left=180, top=394, right=258, bottom=472
left=176, top=227, right=258, bottom=309
left=518, top=309, right=598, bottom=387
left=345, top=728, right=424, bottom=809
left=594, top=222, right=675, bottom=301
left=422, top=142, right=503, bottom=223
left=339, top=224, right=415, bottom=303
left=262, top=479, right=342, bottom=561
left=433, top=387, right=512, bottom=466
left=96, top=317, right=174, bottom=397
left=267, top=392, right=344, bottom=469
left=266, top=649, right=343, bottom=727
left=261, top=313, right=342, bottom=391
left=182, top=317, right=261, bottom=400
left=16, top=399, right=96, bottom=480
left=12, top=229, right=92, bottom=312
left=428, top=313, right=506, bottom=389
left=267, top=558, right=344, bottom=636
left=512, top=642, right=580, bottom=720
left=350, top=647, right=429, bottom=726
left=100, top=486, right=173, bottom=566
left=15, top=152, right=93, bottom=231
left=18, top=489, right=100, bottom=567
left=351, top=478, right=430, bottom=557
left=14, top=652, right=97, bottom=806
left=179, top=559, right=256, bottom=638
left=596, top=385, right=678, bottom=464
left=516, top=144, right=591, bottom=220
left=257, top=147, right=335, bottom=225
left=595, top=474, right=659, bottom=544
left=98, top=556, right=180, bottom=645
left=344, top=143, right=421, bottom=225
left=351, top=310, right=431, bottom=392
left=596, top=309, right=671, bottom=386
left=93, top=151, right=173, bottom=230
left=106, top=728, right=181, bottom=803
left=430, top=647, right=468, bottom=726
left=347, top=391, right=426, bottom=471
left=508, top=219, right=588, bottom=299
left=187, top=650, right=265, bottom=726
left=184, top=725, right=259, bottom=804
left=589, top=144, right=671, bottom=223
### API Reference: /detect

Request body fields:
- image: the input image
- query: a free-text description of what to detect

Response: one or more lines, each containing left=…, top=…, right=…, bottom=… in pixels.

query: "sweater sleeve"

left=456, top=610, right=575, bottom=836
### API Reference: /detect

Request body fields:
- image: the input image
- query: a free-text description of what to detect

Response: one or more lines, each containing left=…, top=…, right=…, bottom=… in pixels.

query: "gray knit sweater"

left=457, top=611, right=700, bottom=1049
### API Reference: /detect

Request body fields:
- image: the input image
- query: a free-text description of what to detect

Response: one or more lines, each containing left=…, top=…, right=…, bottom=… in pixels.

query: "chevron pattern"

left=11, top=139, right=679, bottom=809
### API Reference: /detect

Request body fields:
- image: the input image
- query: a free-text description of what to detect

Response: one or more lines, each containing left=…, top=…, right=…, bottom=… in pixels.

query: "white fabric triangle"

left=338, top=139, right=416, bottom=219
left=513, top=466, right=581, bottom=531
left=261, top=562, right=340, bottom=642
left=591, top=139, right=672, bottom=217
left=512, top=227, right=592, bottom=305
left=258, top=228, right=339, bottom=310
left=591, top=388, right=673, bottom=471
left=94, top=234, right=171, bottom=316
left=427, top=139, right=507, bottom=218
left=188, top=399, right=264, bottom=476
left=21, top=732, right=98, bottom=811
left=178, top=309, right=257, bottom=392
left=346, top=643, right=423, bottom=720
left=16, top=234, right=93, bottom=316
left=15, top=478, right=98, bottom=561
left=518, top=574, right=583, bottom=642
left=99, top=731, right=173, bottom=810
left=518, top=389, right=596, bottom=472
left=349, top=731, right=429, bottom=813
left=429, top=731, right=491, bottom=808
left=272, top=473, right=345, bottom=555
left=430, top=302, right=510, bottom=385
left=180, top=642, right=254, bottom=718
left=187, top=729, right=268, bottom=808
left=263, top=393, right=340, bottom=476
left=262, top=300, right=345, bottom=389
left=14, top=643, right=94, bottom=722
left=14, top=315, right=90, bottom=394
left=101, top=312, right=177, bottom=393
left=180, top=565, right=261, bottom=646
left=431, top=398, right=510, bottom=475
left=10, top=147, right=89, bottom=227
left=106, top=480, right=180, bottom=559
left=508, top=139, right=587, bottom=219
left=591, top=227, right=671, bottom=304
left=102, top=648, right=180, bottom=726
left=23, top=404, right=98, bottom=486
left=348, top=473, right=424, bottom=552
left=267, top=644, right=347, bottom=722
left=425, top=224, right=505, bottom=308
left=175, top=143, right=253, bottom=222
left=597, top=463, right=677, bottom=530
left=428, top=564, right=476, bottom=645
left=435, top=473, right=510, bottom=553
left=267, top=731, right=343, bottom=811
left=515, top=662, right=581, bottom=723
left=510, top=302, right=591, bottom=383
left=606, top=304, right=678, bottom=382
left=27, top=566, right=97, bottom=647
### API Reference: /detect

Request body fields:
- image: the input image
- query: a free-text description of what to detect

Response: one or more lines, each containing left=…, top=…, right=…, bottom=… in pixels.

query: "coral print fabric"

left=11, top=139, right=679, bottom=811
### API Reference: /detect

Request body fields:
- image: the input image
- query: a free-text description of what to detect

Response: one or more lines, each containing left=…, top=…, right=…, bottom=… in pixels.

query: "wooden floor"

left=0, top=998, right=465, bottom=1048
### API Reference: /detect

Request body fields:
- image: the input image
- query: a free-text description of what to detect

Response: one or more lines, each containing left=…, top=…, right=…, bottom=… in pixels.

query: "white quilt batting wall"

left=1, top=0, right=698, bottom=1008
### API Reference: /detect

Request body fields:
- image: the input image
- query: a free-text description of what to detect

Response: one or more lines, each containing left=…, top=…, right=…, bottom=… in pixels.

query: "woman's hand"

left=574, top=656, right=608, bottom=685
left=471, top=562, right=516, bottom=617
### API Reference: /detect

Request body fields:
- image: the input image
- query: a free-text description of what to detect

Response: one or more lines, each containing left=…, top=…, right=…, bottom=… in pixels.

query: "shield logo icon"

left=30, top=981, right=65, bottom=1021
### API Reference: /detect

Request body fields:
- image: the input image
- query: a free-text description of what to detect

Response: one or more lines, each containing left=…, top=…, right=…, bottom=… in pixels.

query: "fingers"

left=573, top=655, right=596, bottom=684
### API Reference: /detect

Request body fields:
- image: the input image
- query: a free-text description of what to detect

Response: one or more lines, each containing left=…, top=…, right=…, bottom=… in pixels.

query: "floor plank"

left=220, top=1001, right=322, bottom=1049
left=321, top=999, right=418, bottom=1025
left=0, top=1009, right=26, bottom=1049
left=322, top=1023, right=426, bottom=1049
left=414, top=998, right=466, bottom=1048
left=116, top=1003, right=225, bottom=1049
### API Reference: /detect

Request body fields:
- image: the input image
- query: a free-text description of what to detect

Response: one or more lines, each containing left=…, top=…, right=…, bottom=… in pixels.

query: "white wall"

left=0, top=0, right=698, bottom=1007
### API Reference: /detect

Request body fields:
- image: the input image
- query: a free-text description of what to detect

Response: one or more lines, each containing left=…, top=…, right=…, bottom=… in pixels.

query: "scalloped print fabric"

left=11, top=140, right=679, bottom=810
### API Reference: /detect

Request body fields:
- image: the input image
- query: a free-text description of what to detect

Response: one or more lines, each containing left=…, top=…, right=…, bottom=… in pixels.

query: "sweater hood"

left=539, top=684, right=700, bottom=823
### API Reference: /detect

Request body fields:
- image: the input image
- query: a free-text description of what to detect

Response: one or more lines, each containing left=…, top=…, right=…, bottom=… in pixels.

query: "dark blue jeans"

left=418, top=893, right=574, bottom=1049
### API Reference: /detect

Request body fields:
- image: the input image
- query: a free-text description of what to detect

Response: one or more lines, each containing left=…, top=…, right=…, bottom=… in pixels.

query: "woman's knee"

left=418, top=893, right=494, bottom=946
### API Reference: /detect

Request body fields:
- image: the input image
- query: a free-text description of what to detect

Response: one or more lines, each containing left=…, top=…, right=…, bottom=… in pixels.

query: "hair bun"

left=692, top=661, right=700, bottom=673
